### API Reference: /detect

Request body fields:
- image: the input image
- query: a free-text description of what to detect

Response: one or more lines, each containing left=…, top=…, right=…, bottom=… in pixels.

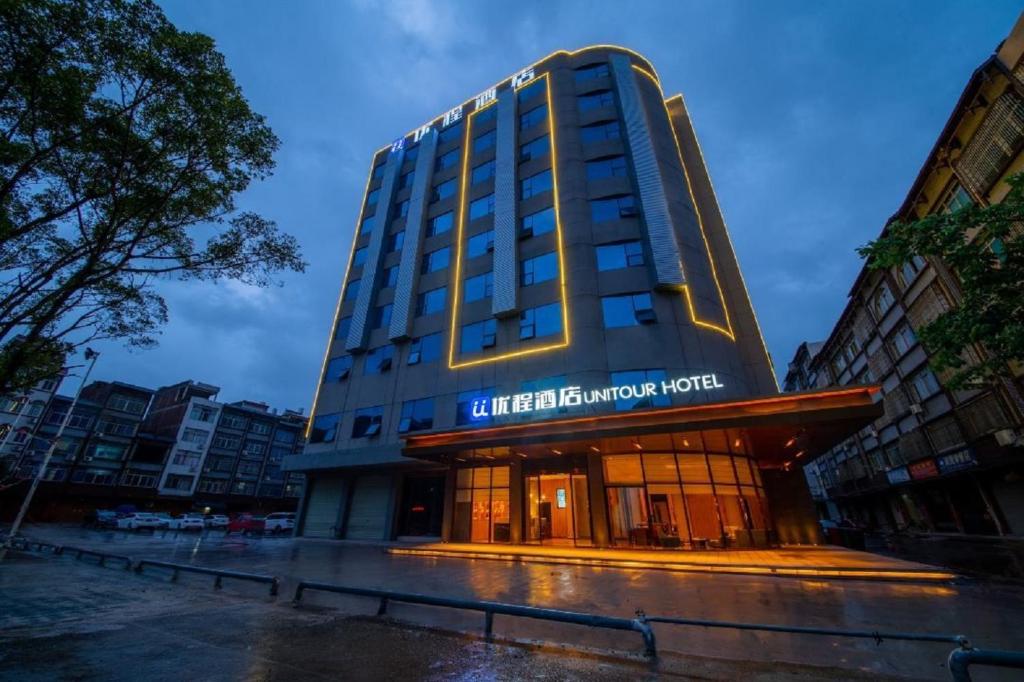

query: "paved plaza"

left=3, top=524, right=1024, bottom=680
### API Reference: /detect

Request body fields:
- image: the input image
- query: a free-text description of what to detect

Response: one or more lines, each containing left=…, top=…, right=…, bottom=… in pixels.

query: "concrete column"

left=586, top=453, right=610, bottom=547
left=441, top=466, right=456, bottom=543
left=509, top=457, right=523, bottom=544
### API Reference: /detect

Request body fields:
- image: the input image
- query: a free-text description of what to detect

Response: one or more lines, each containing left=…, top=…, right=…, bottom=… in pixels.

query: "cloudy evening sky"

left=82, top=0, right=1021, bottom=411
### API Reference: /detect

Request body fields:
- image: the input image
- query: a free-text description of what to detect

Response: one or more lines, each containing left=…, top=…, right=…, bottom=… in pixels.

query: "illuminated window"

left=408, top=332, right=442, bottom=365
left=517, top=78, right=545, bottom=103
left=461, top=318, right=497, bottom=353
left=610, top=369, right=670, bottom=410
left=370, top=304, right=392, bottom=330
left=586, top=155, right=628, bottom=180
left=435, top=148, right=461, bottom=172
left=590, top=194, right=637, bottom=222
left=421, top=246, right=450, bottom=274
left=343, top=279, right=359, bottom=301
left=596, top=240, right=644, bottom=270
left=519, top=135, right=549, bottom=162
left=352, top=406, right=383, bottom=438
left=428, top=211, right=453, bottom=236
left=581, top=120, right=621, bottom=144
left=383, top=265, right=399, bottom=288
left=469, top=193, right=495, bottom=221
left=324, top=355, right=353, bottom=382
left=352, top=247, right=368, bottom=267
left=363, top=345, right=394, bottom=375
left=519, top=302, right=562, bottom=340
left=473, top=129, right=496, bottom=154
left=472, top=159, right=495, bottom=185
left=398, top=398, right=434, bottom=433
left=386, top=231, right=404, bottom=253
left=432, top=178, right=457, bottom=202
left=575, top=63, right=610, bottom=82
left=602, top=292, right=655, bottom=328
left=521, top=206, right=555, bottom=237
left=416, top=286, right=447, bottom=316
left=520, top=251, right=558, bottom=286
left=309, top=413, right=339, bottom=444
left=519, top=104, right=547, bottom=130
left=467, top=230, right=494, bottom=258
left=578, top=89, right=614, bottom=111
left=464, top=271, right=493, bottom=302
left=520, top=169, right=552, bottom=199
left=334, top=316, right=351, bottom=341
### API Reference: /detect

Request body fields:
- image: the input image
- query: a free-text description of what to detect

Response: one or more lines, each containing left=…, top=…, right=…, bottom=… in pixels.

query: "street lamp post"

left=0, top=348, right=99, bottom=563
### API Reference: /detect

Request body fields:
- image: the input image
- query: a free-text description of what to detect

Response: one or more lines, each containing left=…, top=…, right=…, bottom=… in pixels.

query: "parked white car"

left=117, top=513, right=162, bottom=530
left=264, top=512, right=295, bottom=534
left=205, top=515, right=229, bottom=529
left=168, top=514, right=205, bottom=531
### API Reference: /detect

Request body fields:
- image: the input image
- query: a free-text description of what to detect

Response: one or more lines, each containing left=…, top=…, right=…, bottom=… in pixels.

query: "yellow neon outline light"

left=377, top=45, right=661, bottom=155
left=447, top=73, right=570, bottom=369
left=664, top=91, right=779, bottom=388
left=303, top=156, right=380, bottom=437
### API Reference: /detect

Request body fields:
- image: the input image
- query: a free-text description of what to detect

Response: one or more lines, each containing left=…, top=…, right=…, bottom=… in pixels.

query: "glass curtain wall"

left=452, top=466, right=511, bottom=543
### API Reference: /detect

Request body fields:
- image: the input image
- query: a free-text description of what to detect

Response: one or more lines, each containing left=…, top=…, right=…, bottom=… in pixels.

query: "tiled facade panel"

left=390, top=130, right=438, bottom=340
left=492, top=89, right=520, bottom=317
left=347, top=149, right=405, bottom=352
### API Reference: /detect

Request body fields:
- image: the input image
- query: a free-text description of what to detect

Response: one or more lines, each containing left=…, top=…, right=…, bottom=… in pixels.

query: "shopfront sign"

left=886, top=466, right=911, bottom=485
left=908, top=458, right=940, bottom=480
left=936, top=449, right=977, bottom=475
left=470, top=373, right=726, bottom=420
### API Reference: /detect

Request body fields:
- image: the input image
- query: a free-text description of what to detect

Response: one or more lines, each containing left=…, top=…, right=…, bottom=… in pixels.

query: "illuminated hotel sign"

left=471, top=373, right=725, bottom=420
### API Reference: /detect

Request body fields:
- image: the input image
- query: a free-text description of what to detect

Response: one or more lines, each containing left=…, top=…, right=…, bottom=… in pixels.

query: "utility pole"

left=0, top=348, right=99, bottom=563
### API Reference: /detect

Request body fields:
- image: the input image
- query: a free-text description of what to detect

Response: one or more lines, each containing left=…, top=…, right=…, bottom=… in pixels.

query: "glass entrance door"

left=525, top=473, right=592, bottom=546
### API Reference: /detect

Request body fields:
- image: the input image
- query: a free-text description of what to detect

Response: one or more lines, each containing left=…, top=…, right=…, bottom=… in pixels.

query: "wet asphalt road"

left=3, top=524, right=1024, bottom=680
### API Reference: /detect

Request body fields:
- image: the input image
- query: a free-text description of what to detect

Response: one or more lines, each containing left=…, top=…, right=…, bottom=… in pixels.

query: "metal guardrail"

left=135, top=559, right=280, bottom=596
left=293, top=581, right=656, bottom=657
left=948, top=647, right=1024, bottom=682
left=60, top=545, right=134, bottom=569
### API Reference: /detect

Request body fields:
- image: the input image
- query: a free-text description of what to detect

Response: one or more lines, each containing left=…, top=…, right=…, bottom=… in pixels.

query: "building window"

left=398, top=398, right=434, bottom=433
left=575, top=63, right=610, bottom=82
left=897, top=255, right=926, bottom=289
left=590, top=194, right=637, bottom=222
left=359, top=215, right=374, bottom=236
left=938, top=183, right=972, bottom=214
left=109, top=394, right=147, bottom=415
left=383, top=265, right=399, bottom=288
left=890, top=323, right=917, bottom=357
left=472, top=159, right=495, bottom=185
left=324, top=354, right=353, bottom=382
left=473, top=129, right=496, bottom=154
left=408, top=332, right=442, bottom=365
left=519, top=135, right=550, bottom=162
left=439, top=122, right=462, bottom=144
left=386, top=231, right=404, bottom=253
left=452, top=466, right=510, bottom=543
left=871, top=283, right=895, bottom=318
left=230, top=480, right=256, bottom=496
left=164, top=474, right=194, bottom=491
left=97, top=418, right=135, bottom=437
left=461, top=319, right=497, bottom=354
left=435, top=148, right=460, bottom=172
left=520, top=251, right=558, bottom=286
left=370, top=304, right=392, bottom=330
left=475, top=105, right=497, bottom=125
left=236, top=461, right=261, bottom=476
left=596, top=240, right=644, bottom=270
left=371, top=163, right=385, bottom=180
left=416, top=286, right=447, bottom=316
left=395, top=199, right=409, bottom=219
left=457, top=388, right=494, bottom=425
left=909, top=368, right=941, bottom=402
left=343, top=279, right=360, bottom=301
left=521, top=206, right=555, bottom=237
left=365, top=187, right=380, bottom=207
left=464, top=271, right=493, bottom=302
left=353, top=246, right=368, bottom=267
left=516, top=78, right=544, bottom=103
left=611, top=369, right=671, bottom=410
left=519, top=302, right=562, bottom=340
left=399, top=170, right=415, bottom=190
left=220, top=413, right=247, bottom=430
left=586, top=155, right=628, bottom=180
left=519, top=104, right=547, bottom=131
left=190, top=405, right=216, bottom=422
left=404, top=144, right=419, bottom=163
left=421, top=246, right=450, bottom=274
left=521, top=169, right=553, bottom=199
left=174, top=452, right=202, bottom=470
left=363, top=345, right=394, bottom=375
left=469, top=193, right=495, bottom=221
left=580, top=120, right=621, bottom=144
left=578, top=89, right=614, bottom=111
left=309, top=413, right=339, bottom=444
left=91, top=442, right=127, bottom=460
left=432, top=178, right=457, bottom=202
left=428, top=211, right=453, bottom=236
left=181, top=428, right=209, bottom=446
left=212, top=435, right=240, bottom=450
left=352, top=406, right=383, bottom=438
left=602, top=292, right=655, bottom=327
left=467, top=230, right=494, bottom=258
left=335, top=316, right=352, bottom=341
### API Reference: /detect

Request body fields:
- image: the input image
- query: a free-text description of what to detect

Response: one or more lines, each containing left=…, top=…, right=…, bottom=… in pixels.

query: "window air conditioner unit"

left=994, top=429, right=1018, bottom=447
left=482, top=333, right=496, bottom=348
left=635, top=308, right=656, bottom=324
left=909, top=403, right=923, bottom=415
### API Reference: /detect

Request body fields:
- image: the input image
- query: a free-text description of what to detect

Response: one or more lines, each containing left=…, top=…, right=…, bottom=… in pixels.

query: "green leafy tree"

left=0, top=0, right=305, bottom=394
left=858, top=174, right=1023, bottom=389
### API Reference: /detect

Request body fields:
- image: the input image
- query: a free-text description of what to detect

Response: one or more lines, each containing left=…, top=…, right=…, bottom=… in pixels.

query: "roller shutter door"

left=302, top=477, right=344, bottom=538
left=344, top=475, right=392, bottom=540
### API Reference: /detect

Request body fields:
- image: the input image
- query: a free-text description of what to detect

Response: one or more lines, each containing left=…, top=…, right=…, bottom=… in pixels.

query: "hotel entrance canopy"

left=402, top=386, right=882, bottom=468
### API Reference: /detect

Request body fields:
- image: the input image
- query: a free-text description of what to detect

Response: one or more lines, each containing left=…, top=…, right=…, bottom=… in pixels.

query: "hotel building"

left=288, top=46, right=880, bottom=549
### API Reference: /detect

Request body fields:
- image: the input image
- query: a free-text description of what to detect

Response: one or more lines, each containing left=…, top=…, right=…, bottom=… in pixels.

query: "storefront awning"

left=402, top=386, right=882, bottom=469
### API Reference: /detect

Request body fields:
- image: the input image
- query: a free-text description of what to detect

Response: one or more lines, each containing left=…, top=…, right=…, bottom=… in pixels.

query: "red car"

left=227, top=513, right=265, bottom=535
